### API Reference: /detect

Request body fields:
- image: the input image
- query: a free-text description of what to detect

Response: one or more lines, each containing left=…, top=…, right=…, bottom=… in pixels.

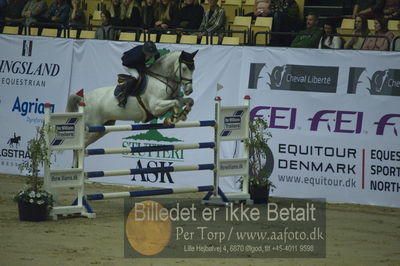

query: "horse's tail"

left=66, top=94, right=82, bottom=112
left=66, top=89, right=84, bottom=112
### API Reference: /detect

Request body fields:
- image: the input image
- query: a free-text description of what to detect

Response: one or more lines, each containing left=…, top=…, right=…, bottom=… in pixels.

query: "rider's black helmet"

left=142, top=41, right=158, bottom=56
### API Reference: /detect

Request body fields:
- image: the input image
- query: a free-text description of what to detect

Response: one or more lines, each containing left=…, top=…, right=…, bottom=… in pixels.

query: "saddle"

left=113, top=72, right=157, bottom=122
left=115, top=72, right=147, bottom=97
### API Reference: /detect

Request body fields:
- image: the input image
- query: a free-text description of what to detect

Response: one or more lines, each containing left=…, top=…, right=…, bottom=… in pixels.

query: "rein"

left=145, top=69, right=179, bottom=96
left=145, top=59, right=193, bottom=96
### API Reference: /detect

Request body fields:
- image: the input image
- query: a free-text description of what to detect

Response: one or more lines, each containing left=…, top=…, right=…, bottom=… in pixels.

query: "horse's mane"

left=155, top=51, right=181, bottom=63
left=149, top=50, right=182, bottom=71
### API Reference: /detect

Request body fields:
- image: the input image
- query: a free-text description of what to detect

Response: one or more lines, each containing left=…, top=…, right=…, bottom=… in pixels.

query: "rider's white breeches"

left=124, top=67, right=139, bottom=79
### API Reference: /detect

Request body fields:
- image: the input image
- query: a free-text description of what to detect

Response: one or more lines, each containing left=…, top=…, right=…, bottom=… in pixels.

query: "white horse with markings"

left=66, top=50, right=197, bottom=151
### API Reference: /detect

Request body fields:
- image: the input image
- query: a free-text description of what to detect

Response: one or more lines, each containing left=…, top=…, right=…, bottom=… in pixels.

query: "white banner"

left=239, top=47, right=400, bottom=207
left=0, top=35, right=73, bottom=174
left=1, top=35, right=399, bottom=207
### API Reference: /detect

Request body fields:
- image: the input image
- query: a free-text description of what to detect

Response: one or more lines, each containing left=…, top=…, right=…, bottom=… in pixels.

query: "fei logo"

left=251, top=106, right=296, bottom=130
left=308, top=110, right=400, bottom=136
left=308, top=110, right=363, bottom=134
left=22, top=40, right=33, bottom=57
left=248, top=63, right=339, bottom=93
left=374, top=114, right=400, bottom=136
left=347, top=68, right=400, bottom=96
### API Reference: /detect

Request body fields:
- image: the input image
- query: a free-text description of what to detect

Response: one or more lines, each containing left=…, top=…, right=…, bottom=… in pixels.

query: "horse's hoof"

left=163, top=119, right=170, bottom=126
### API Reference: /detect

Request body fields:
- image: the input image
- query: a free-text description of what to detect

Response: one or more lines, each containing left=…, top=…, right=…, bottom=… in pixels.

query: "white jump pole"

left=44, top=95, right=251, bottom=219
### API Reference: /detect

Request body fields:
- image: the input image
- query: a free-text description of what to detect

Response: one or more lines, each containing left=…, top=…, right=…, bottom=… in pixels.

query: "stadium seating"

left=251, top=16, right=273, bottom=45
left=230, top=16, right=252, bottom=44
left=180, top=35, right=198, bottom=44
left=2, top=26, right=19, bottom=35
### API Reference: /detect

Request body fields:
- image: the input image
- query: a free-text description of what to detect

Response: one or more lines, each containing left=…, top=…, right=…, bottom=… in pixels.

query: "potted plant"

left=244, top=117, right=274, bottom=204
left=14, top=125, right=54, bottom=221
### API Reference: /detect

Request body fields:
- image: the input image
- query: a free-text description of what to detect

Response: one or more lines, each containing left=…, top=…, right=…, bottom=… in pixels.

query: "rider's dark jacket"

left=121, top=45, right=160, bottom=72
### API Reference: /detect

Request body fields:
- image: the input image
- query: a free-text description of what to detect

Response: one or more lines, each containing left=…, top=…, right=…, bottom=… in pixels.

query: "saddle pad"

left=113, top=74, right=148, bottom=97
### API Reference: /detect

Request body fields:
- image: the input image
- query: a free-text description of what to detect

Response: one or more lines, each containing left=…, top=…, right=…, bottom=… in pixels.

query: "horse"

left=66, top=50, right=197, bottom=166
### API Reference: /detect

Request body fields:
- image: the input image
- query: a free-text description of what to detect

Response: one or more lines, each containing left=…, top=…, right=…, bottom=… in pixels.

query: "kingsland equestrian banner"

left=0, top=35, right=73, bottom=174
left=0, top=35, right=399, bottom=207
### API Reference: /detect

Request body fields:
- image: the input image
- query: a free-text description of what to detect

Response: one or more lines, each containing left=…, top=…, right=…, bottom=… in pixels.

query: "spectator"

left=252, top=0, right=271, bottom=19
left=0, top=0, right=7, bottom=12
left=154, top=0, right=179, bottom=29
left=362, top=16, right=394, bottom=50
left=0, top=0, right=7, bottom=28
left=344, top=15, right=370, bottom=50
left=95, top=9, right=115, bottom=40
left=178, top=0, right=204, bottom=30
left=352, top=0, right=385, bottom=19
left=269, top=0, right=301, bottom=46
left=383, top=0, right=400, bottom=20
left=120, top=0, right=142, bottom=27
left=318, top=20, right=342, bottom=49
left=109, top=0, right=122, bottom=26
left=69, top=0, right=85, bottom=28
left=42, top=0, right=70, bottom=25
left=290, top=13, right=323, bottom=48
left=3, top=0, right=27, bottom=26
left=197, top=0, right=225, bottom=41
left=142, top=0, right=157, bottom=29
left=21, top=0, right=47, bottom=26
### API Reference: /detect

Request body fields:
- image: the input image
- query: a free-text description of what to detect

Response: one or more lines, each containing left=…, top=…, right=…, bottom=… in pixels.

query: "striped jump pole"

left=86, top=142, right=215, bottom=155
left=87, top=120, right=216, bottom=133
left=44, top=95, right=251, bottom=219
left=86, top=185, right=214, bottom=200
left=86, top=163, right=215, bottom=178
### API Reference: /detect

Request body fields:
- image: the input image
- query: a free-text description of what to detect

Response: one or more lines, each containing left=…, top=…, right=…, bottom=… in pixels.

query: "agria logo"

left=347, top=68, right=400, bottom=96
left=121, top=117, right=184, bottom=184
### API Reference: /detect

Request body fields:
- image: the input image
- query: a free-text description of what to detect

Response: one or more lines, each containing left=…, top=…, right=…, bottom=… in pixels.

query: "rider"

left=115, top=41, right=160, bottom=107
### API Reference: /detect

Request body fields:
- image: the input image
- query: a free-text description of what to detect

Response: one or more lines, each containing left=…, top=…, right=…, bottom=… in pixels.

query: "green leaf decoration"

left=124, top=129, right=183, bottom=142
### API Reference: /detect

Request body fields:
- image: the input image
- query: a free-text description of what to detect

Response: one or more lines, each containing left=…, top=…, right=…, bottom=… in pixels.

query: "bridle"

left=145, top=54, right=194, bottom=96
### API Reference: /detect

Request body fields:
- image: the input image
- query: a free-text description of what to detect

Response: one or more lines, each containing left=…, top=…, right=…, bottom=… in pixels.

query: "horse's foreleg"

left=174, top=98, right=194, bottom=122
left=149, top=99, right=181, bottom=125
left=163, top=98, right=194, bottom=124
left=151, top=99, right=181, bottom=115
